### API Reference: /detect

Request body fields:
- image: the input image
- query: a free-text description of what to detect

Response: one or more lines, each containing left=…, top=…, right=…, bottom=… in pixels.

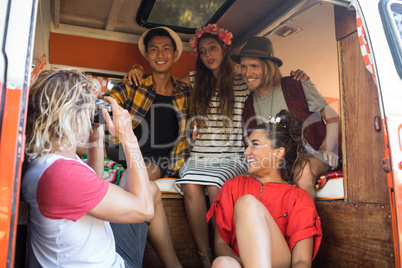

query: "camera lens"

left=93, top=99, right=112, bottom=124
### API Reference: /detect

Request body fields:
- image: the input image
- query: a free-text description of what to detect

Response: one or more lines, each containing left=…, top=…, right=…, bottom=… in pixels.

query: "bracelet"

left=131, top=64, right=144, bottom=72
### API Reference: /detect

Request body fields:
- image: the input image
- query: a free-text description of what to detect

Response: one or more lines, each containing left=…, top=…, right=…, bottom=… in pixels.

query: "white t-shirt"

left=22, top=154, right=125, bottom=267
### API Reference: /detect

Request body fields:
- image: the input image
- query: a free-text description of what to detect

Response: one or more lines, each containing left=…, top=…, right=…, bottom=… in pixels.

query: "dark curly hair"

left=254, top=110, right=307, bottom=182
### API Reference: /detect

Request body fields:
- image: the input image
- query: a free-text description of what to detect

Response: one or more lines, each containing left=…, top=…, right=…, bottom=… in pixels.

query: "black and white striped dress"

left=175, top=72, right=249, bottom=193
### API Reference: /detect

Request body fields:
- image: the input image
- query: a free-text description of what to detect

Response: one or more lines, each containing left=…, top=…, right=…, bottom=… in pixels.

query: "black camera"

left=93, top=99, right=112, bottom=124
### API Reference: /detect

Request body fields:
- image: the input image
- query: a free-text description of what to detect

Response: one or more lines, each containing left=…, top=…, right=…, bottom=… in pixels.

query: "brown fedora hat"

left=231, top=36, right=283, bottom=67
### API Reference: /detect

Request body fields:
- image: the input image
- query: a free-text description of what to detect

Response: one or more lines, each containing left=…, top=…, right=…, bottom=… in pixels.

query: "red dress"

left=206, top=176, right=322, bottom=259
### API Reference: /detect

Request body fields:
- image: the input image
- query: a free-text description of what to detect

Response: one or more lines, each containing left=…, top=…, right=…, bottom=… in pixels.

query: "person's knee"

left=309, top=157, right=328, bottom=177
left=182, top=183, right=203, bottom=197
left=234, top=195, right=259, bottom=214
left=146, top=162, right=161, bottom=181
left=150, top=181, right=162, bottom=202
left=295, top=157, right=328, bottom=190
left=207, top=185, right=219, bottom=202
left=295, top=173, right=315, bottom=188
left=212, top=256, right=240, bottom=268
left=206, top=185, right=219, bottom=194
left=294, top=161, right=315, bottom=186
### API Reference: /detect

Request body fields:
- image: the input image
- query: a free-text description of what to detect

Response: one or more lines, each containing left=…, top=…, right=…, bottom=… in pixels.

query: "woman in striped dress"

left=174, top=25, right=249, bottom=267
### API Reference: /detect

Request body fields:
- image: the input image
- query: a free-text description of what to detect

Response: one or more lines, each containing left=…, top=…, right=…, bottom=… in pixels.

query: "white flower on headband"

left=268, top=116, right=281, bottom=124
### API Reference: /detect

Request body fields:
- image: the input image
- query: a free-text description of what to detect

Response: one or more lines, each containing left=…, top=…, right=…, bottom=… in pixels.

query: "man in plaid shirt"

left=101, top=27, right=190, bottom=268
left=104, top=27, right=191, bottom=180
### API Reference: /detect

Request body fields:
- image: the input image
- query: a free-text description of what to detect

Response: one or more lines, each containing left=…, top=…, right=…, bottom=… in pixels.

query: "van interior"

left=8, top=0, right=399, bottom=267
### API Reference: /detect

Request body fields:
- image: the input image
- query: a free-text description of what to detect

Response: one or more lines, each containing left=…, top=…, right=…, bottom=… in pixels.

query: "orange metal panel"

left=395, top=122, right=402, bottom=268
left=49, top=33, right=196, bottom=78
left=0, top=87, right=23, bottom=268
left=383, top=117, right=398, bottom=267
left=383, top=117, right=402, bottom=268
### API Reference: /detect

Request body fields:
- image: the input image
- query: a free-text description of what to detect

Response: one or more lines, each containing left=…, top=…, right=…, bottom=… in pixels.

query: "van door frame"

left=0, top=0, right=38, bottom=267
left=354, top=0, right=402, bottom=266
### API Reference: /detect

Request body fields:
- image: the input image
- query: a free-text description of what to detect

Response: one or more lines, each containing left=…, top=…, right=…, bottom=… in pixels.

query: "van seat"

left=316, top=171, right=344, bottom=200
left=155, top=172, right=345, bottom=200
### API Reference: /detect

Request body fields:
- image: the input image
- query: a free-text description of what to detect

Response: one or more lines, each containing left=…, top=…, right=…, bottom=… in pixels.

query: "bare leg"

left=206, top=185, right=220, bottom=209
left=145, top=161, right=161, bottom=181
left=235, top=195, right=291, bottom=268
left=206, top=185, right=219, bottom=230
left=293, top=157, right=327, bottom=201
left=147, top=181, right=182, bottom=268
left=212, top=256, right=242, bottom=268
left=119, top=166, right=160, bottom=188
left=182, top=184, right=212, bottom=268
left=118, top=174, right=181, bottom=266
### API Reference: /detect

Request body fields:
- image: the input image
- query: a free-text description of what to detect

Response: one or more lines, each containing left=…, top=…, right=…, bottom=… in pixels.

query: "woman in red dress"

left=207, top=110, right=322, bottom=268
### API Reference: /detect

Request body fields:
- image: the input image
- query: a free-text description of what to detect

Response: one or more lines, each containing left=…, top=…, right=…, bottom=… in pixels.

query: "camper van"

left=1, top=0, right=402, bottom=267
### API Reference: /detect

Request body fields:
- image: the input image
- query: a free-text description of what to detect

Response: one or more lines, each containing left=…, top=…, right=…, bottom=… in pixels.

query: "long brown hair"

left=190, top=34, right=234, bottom=129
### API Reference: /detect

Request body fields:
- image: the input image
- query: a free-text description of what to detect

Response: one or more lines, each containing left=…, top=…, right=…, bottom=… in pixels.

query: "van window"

left=380, top=0, right=402, bottom=79
left=85, top=72, right=123, bottom=96
left=391, top=3, right=402, bottom=38
left=136, top=0, right=235, bottom=33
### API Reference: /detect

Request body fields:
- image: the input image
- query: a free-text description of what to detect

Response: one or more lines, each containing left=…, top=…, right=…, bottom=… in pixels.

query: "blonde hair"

left=26, top=69, right=99, bottom=160
left=260, top=58, right=282, bottom=89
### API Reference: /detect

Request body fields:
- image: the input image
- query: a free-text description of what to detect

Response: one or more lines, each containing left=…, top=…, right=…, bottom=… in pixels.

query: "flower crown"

left=190, top=24, right=233, bottom=54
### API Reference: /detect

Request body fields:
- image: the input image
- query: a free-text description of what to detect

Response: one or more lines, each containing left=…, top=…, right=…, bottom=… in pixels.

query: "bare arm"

left=124, top=65, right=191, bottom=85
left=178, top=73, right=191, bottom=85
left=214, top=226, right=243, bottom=266
left=318, top=105, right=341, bottom=169
left=124, top=64, right=145, bottom=86
left=89, top=96, right=154, bottom=223
left=85, top=124, right=105, bottom=178
left=291, top=237, right=313, bottom=268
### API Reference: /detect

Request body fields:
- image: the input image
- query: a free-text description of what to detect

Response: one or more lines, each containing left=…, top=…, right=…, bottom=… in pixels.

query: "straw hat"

left=138, top=26, right=183, bottom=62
